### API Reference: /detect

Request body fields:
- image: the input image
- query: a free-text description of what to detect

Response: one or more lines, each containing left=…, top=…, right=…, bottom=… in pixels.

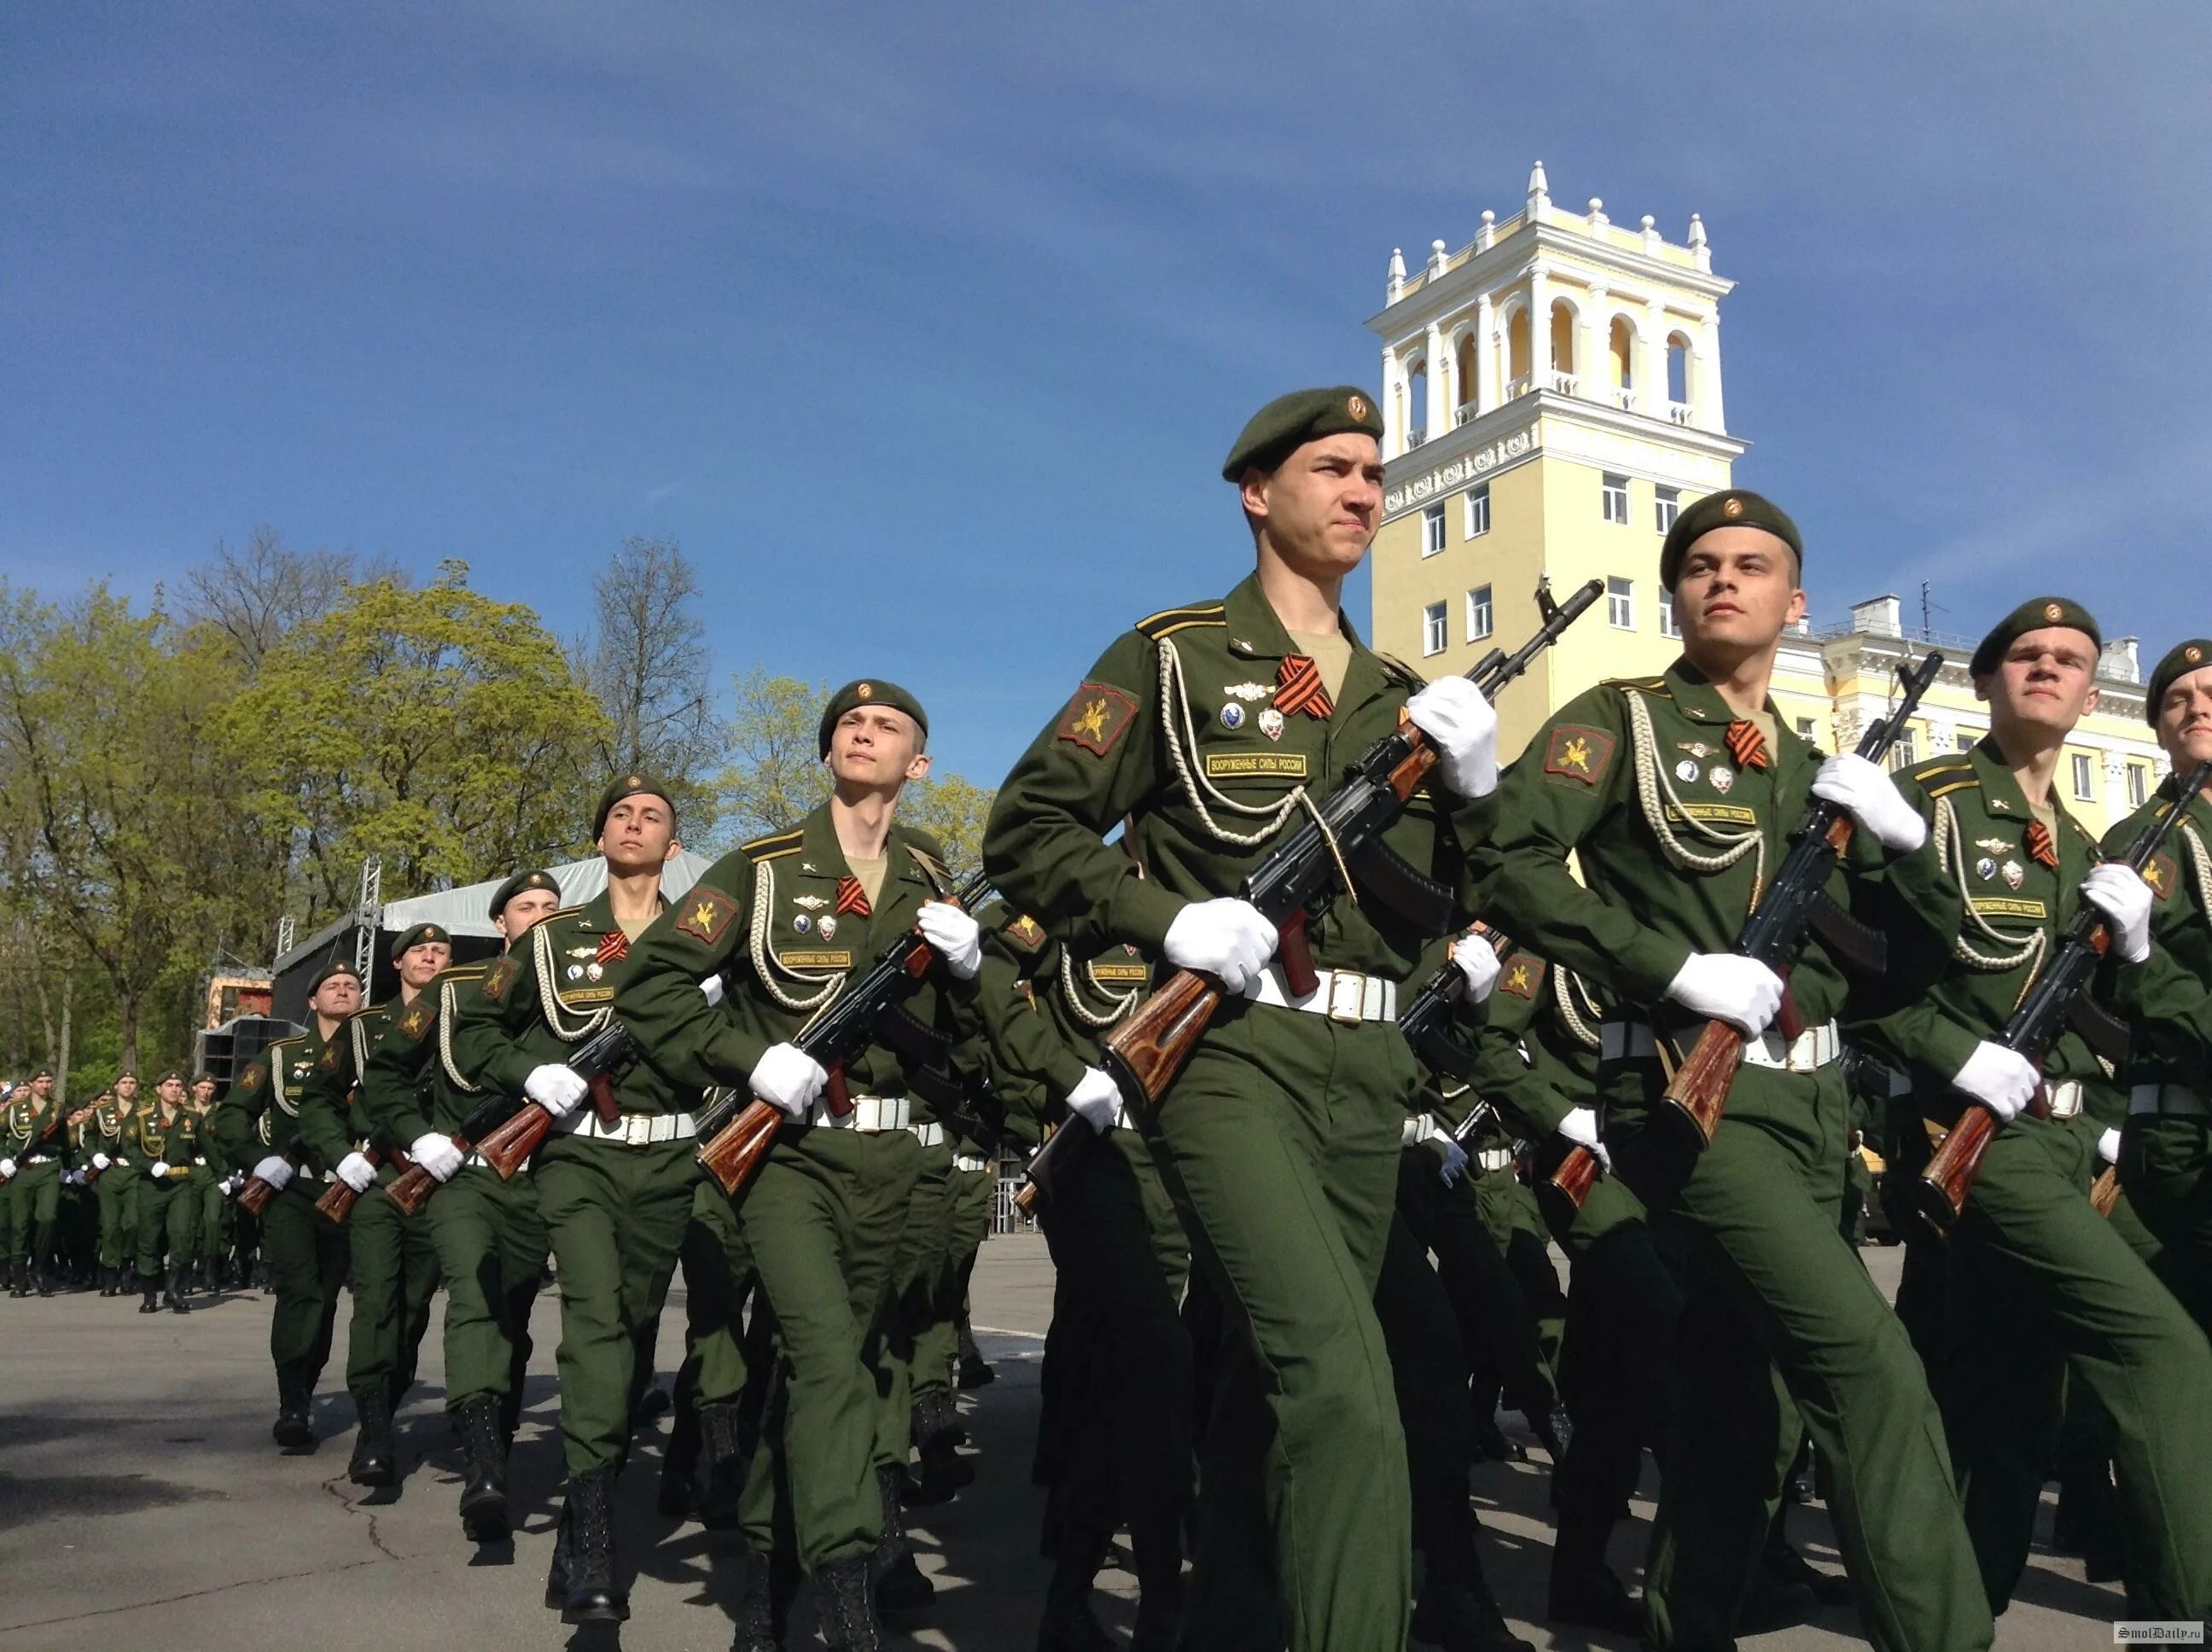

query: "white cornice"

left=1366, top=220, right=1733, bottom=340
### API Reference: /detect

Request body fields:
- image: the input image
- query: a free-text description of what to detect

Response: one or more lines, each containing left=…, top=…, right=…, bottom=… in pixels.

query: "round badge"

left=2042, top=602, right=2064, bottom=622
left=585, top=962, right=603, bottom=982
left=1348, top=394, right=1368, bottom=421
left=793, top=913, right=811, bottom=934
left=1258, top=707, right=1285, bottom=741
left=2188, top=645, right=2205, bottom=665
left=1722, top=496, right=1743, bottom=518
left=1710, top=765, right=1735, bottom=794
left=1220, top=702, right=1244, bottom=731
left=856, top=682, right=874, bottom=700
left=1976, top=856, right=1997, bottom=881
left=566, top=964, right=584, bottom=980
left=1675, top=759, right=1700, bottom=783
left=818, top=916, right=837, bottom=940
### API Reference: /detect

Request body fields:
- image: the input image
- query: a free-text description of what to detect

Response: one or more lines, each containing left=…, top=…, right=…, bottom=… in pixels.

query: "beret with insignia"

left=306, top=958, right=363, bottom=994
left=818, top=679, right=928, bottom=759
left=1968, top=596, right=2101, bottom=678
left=1221, top=386, right=1383, bottom=482
left=488, top=867, right=560, bottom=920
left=2145, top=638, right=2212, bottom=726
left=594, top=772, right=678, bottom=837
left=153, top=1067, right=186, bottom=1087
left=389, top=922, right=451, bottom=963
left=1658, top=488, right=1803, bottom=590
left=30, top=1067, right=52, bottom=1081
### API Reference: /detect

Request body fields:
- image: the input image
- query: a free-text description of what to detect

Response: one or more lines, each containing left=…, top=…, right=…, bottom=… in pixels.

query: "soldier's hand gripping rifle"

left=315, top=1143, right=410, bottom=1224
left=384, top=1090, right=533, bottom=1217
left=694, top=870, right=992, bottom=1198
left=1104, top=578, right=1604, bottom=1108
left=1657, top=649, right=1946, bottom=1151
left=468, top=1016, right=636, bottom=1180
left=236, top=1149, right=300, bottom=1215
left=1917, top=757, right=2212, bottom=1232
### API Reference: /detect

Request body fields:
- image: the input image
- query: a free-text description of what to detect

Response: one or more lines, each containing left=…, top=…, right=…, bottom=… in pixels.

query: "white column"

left=1528, top=263, right=1551, bottom=386
left=1644, top=300, right=1668, bottom=416
left=1475, top=291, right=1497, bottom=412
left=1698, top=311, right=1726, bottom=433
left=1582, top=286, right=1608, bottom=403
left=1424, top=323, right=1448, bottom=436
left=1380, top=348, right=1402, bottom=457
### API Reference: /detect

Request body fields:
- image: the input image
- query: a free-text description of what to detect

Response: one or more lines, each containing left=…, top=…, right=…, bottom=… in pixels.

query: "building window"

left=1464, top=484, right=1491, bottom=538
left=1796, top=717, right=1818, bottom=742
left=1658, top=589, right=1679, bottom=637
left=1466, top=585, right=1493, bottom=642
left=1602, top=472, right=1630, bottom=525
left=1896, top=727, right=1918, bottom=767
left=1421, top=503, right=1446, bottom=557
left=1423, top=602, right=1447, bottom=657
left=2071, top=752, right=2095, bottom=801
left=1607, top=577, right=1634, bottom=631
left=1407, top=362, right=1428, bottom=445
left=1955, top=730, right=1977, bottom=753
left=2128, top=763, right=2149, bottom=809
left=1655, top=486, right=1679, bottom=533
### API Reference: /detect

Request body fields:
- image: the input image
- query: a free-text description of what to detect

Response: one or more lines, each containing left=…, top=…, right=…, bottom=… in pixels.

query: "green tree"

left=898, top=773, right=996, bottom=879
left=579, top=538, right=724, bottom=841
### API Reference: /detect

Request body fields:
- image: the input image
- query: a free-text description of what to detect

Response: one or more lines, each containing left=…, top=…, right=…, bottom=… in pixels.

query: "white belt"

left=909, top=1122, right=946, bottom=1149
left=2044, top=1080, right=2084, bottom=1120
left=1601, top=1019, right=1842, bottom=1073
left=1243, top=964, right=1398, bottom=1024
left=24, top=1153, right=55, bottom=1166
left=1402, top=1113, right=1441, bottom=1147
left=2130, top=1082, right=2209, bottom=1119
left=809, top=1094, right=910, bottom=1133
left=557, top=1110, right=699, bottom=1145
left=953, top=1150, right=989, bottom=1173
left=1475, top=1145, right=1516, bottom=1174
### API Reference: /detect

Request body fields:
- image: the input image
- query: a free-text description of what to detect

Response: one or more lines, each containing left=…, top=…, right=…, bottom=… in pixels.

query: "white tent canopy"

left=377, top=852, right=714, bottom=940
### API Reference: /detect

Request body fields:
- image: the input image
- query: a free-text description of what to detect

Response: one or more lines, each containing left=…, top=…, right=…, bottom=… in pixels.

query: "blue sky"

left=7, top=3, right=2209, bottom=784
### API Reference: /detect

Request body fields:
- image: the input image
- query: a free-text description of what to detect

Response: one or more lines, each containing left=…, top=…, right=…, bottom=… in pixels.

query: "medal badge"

left=1677, top=741, right=1718, bottom=759
left=1220, top=702, right=1245, bottom=732
left=2001, top=859, right=2025, bottom=890
left=1975, top=837, right=2014, bottom=856
left=792, top=894, right=830, bottom=911
left=1258, top=707, right=1285, bottom=742
left=1674, top=759, right=1700, bottom=783
left=793, top=913, right=811, bottom=934
left=1222, top=682, right=1272, bottom=701
left=585, top=962, right=603, bottom=982
left=818, top=916, right=837, bottom=941
left=1975, top=857, right=1996, bottom=881
left=1709, top=765, right=1735, bottom=794
left=566, top=963, right=584, bottom=980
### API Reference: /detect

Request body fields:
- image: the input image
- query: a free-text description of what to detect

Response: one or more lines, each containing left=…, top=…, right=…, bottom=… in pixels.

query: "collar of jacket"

left=1216, top=570, right=1397, bottom=716
left=788, top=801, right=940, bottom=897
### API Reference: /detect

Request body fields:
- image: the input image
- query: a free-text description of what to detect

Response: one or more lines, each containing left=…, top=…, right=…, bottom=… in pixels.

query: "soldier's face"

left=31, top=1076, right=51, bottom=1098
left=1976, top=627, right=2098, bottom=736
left=1243, top=435, right=1382, bottom=579
left=2156, top=664, right=2212, bottom=767
left=398, top=941, right=450, bottom=989
left=311, top=974, right=363, bottom=1018
left=158, top=1079, right=184, bottom=1108
left=829, top=707, right=929, bottom=793
left=192, top=1081, right=215, bottom=1105
left=600, top=796, right=678, bottom=875
left=115, top=1079, right=137, bottom=1102
left=1673, top=530, right=1804, bottom=652
left=496, top=888, right=562, bottom=941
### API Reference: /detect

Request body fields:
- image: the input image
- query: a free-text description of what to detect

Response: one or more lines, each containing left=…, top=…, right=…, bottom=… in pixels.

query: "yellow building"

left=1365, top=163, right=2162, bottom=840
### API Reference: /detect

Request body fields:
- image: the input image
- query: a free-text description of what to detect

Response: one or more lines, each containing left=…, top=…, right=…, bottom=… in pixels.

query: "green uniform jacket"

left=617, top=806, right=975, bottom=1117
left=212, top=1032, right=340, bottom=1171
left=969, top=910, right=1150, bottom=1147
left=123, top=1103, right=205, bottom=1178
left=1464, top=945, right=1605, bottom=1142
left=2104, top=777, right=2212, bottom=1072
left=86, top=1099, right=131, bottom=1169
left=296, top=1002, right=397, bottom=1168
left=4, top=1095, right=60, bottom=1163
left=450, top=887, right=693, bottom=1117
left=981, top=573, right=1488, bottom=978
left=359, top=960, right=497, bottom=1143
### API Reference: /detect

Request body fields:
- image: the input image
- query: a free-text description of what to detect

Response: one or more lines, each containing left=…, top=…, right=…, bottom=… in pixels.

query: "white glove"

left=749, top=1042, right=828, bottom=1120
left=1162, top=898, right=1278, bottom=994
left=250, top=1155, right=294, bottom=1191
left=1951, top=1042, right=2040, bottom=1124
left=698, top=972, right=726, bottom=1007
left=524, top=1063, right=591, bottom=1118
left=1405, top=676, right=1499, bottom=798
left=1557, top=1105, right=1613, bottom=1173
left=2081, top=864, right=2154, bottom=964
left=335, top=1152, right=376, bottom=1193
left=1665, top=953, right=1784, bottom=1037
left=0, top=1158, right=15, bottom=1178
left=917, top=901, right=983, bottom=980
left=1432, top=1134, right=1470, bottom=1188
left=1810, top=753, right=1929, bottom=854
left=92, top=1152, right=111, bottom=1171
left=409, top=1132, right=465, bottom=1184
left=148, top=1160, right=171, bottom=1179
left=1066, top=1067, right=1121, bottom=1135
left=222, top=1172, right=245, bottom=1195
left=1452, top=935, right=1502, bottom=1003
left=2098, top=1126, right=2122, bottom=1166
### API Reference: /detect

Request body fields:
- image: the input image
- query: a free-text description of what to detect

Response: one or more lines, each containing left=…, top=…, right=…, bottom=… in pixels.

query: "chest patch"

left=778, top=949, right=853, bottom=969
left=1203, top=750, right=1308, bottom=780
left=1970, top=897, right=2047, bottom=921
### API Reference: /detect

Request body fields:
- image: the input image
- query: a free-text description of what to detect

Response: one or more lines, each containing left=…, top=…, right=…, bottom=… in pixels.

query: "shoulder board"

left=1907, top=756, right=1973, bottom=782
left=742, top=829, right=805, bottom=863
left=1375, top=652, right=1427, bottom=692
left=1135, top=600, right=1227, bottom=640
left=544, top=903, right=588, bottom=922
left=265, top=1033, right=310, bottom=1053
left=434, top=962, right=489, bottom=985
left=347, top=1004, right=384, bottom=1021
left=1600, top=675, right=1668, bottom=695
left=1920, top=765, right=1981, bottom=799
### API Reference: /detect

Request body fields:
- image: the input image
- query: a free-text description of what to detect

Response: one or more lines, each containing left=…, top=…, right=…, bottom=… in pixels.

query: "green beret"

left=29, top=1068, right=52, bottom=1082
left=306, top=959, right=363, bottom=995
left=1221, top=386, right=1383, bottom=482
left=818, top=679, right=929, bottom=759
left=488, top=868, right=561, bottom=920
left=152, top=1068, right=186, bottom=1087
left=2145, top=638, right=2212, bottom=724
left=1658, top=488, right=1803, bottom=590
left=1969, top=596, right=2101, bottom=678
left=388, top=922, right=451, bottom=963
left=593, top=772, right=678, bottom=837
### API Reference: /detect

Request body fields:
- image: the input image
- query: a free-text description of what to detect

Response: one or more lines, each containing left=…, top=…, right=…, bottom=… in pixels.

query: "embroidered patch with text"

left=1203, top=751, right=1308, bottom=779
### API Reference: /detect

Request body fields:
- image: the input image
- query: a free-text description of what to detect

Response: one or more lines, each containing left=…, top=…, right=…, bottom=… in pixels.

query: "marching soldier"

left=84, top=1079, right=134, bottom=1294
left=190, top=1074, right=234, bottom=1291
left=212, top=961, right=364, bottom=1446
left=97, top=1071, right=144, bottom=1299
left=125, top=1069, right=205, bottom=1313
left=447, top=775, right=693, bottom=1626
left=1868, top=598, right=2212, bottom=1619
left=360, top=870, right=562, bottom=1542
left=983, top=387, right=1501, bottom=1650
left=3, top=1072, right=64, bottom=1295
left=1475, top=490, right=1994, bottom=1651
left=619, top=685, right=984, bottom=1652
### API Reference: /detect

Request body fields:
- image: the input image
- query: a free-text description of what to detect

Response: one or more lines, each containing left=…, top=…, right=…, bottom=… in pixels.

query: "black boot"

left=870, top=1463, right=934, bottom=1614
left=1035, top=1525, right=1115, bottom=1652
left=907, top=1393, right=974, bottom=1505
left=696, top=1401, right=748, bottom=1531
left=347, top=1388, right=395, bottom=1487
left=165, top=1265, right=191, bottom=1313
left=35, top=1258, right=56, bottom=1297
left=1129, top=1515, right=1185, bottom=1652
left=957, top=1315, right=995, bottom=1388
left=1547, top=1505, right=1641, bottom=1635
left=544, top=1497, right=573, bottom=1610
left=657, top=1395, right=700, bottom=1521
left=732, top=1544, right=787, bottom=1652
left=7, top=1259, right=26, bottom=1297
left=96, top=1264, right=114, bottom=1297
left=560, top=1465, right=628, bottom=1624
left=455, top=1396, right=509, bottom=1541
left=1413, top=1505, right=1535, bottom=1652
left=1528, top=1403, right=1573, bottom=1465
left=138, top=1270, right=160, bottom=1312
left=273, top=1360, right=316, bottom=1448
left=816, top=1553, right=885, bottom=1652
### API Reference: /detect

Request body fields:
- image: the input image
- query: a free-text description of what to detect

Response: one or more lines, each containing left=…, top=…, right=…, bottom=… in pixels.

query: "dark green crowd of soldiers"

left=8, top=384, right=2212, bottom=1652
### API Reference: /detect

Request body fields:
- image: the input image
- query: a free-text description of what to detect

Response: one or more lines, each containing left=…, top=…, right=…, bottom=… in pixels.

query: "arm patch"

left=1057, top=682, right=1138, bottom=757
left=1001, top=914, right=1047, bottom=952
left=2145, top=852, right=2180, bottom=902
left=1542, top=724, right=1615, bottom=786
left=1497, top=953, right=1547, bottom=998
left=481, top=955, right=520, bottom=1003
left=675, top=885, right=740, bottom=945
left=237, top=1063, right=265, bottom=1093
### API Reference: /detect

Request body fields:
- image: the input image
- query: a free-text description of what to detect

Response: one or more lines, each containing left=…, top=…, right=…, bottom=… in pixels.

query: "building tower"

left=1366, top=162, right=1745, bottom=758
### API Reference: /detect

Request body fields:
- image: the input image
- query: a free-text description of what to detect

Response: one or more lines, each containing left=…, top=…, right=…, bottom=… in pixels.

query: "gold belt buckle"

left=1326, top=971, right=1367, bottom=1025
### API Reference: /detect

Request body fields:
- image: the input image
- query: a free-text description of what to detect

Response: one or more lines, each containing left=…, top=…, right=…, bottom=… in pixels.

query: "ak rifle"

left=1917, top=757, right=2212, bottom=1231
left=315, top=1144, right=409, bottom=1223
left=1104, top=578, right=1604, bottom=1108
left=384, top=1091, right=532, bottom=1216
left=1656, top=649, right=1945, bottom=1150
left=236, top=1149, right=302, bottom=1214
left=694, top=870, right=991, bottom=1198
left=469, top=1017, right=637, bottom=1180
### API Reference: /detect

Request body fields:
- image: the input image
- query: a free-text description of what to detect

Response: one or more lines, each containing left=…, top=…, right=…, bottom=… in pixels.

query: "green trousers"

left=134, top=1171, right=200, bottom=1274
left=1138, top=1004, right=1413, bottom=1652
left=201, top=1173, right=232, bottom=1262
left=1371, top=1204, right=1477, bottom=1567
left=96, top=1164, right=139, bottom=1270
left=1397, top=1149, right=1558, bottom=1425
left=426, top=1165, right=546, bottom=1412
left=1612, top=1062, right=1992, bottom=1652
left=738, top=1126, right=920, bottom=1569
left=263, top=1179, right=349, bottom=1385
left=536, top=1135, right=697, bottom=1476
left=879, top=1135, right=958, bottom=1469
left=2122, top=1114, right=2212, bottom=1338
left=6, top=1159, right=61, bottom=1260
left=0, top=1175, right=20, bottom=1260
left=680, top=1176, right=757, bottom=1409
left=1944, top=1114, right=2212, bottom=1618
left=1474, top=1160, right=1567, bottom=1378
left=915, top=1160, right=994, bottom=1397
left=341, top=1174, right=441, bottom=1403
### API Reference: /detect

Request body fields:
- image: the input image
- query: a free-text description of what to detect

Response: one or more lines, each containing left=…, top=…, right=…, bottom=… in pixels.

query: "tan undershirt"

left=847, top=853, right=888, bottom=909
left=2029, top=798, right=2058, bottom=837
left=1286, top=628, right=1353, bottom=701
left=618, top=915, right=653, bottom=943
left=1746, top=707, right=1778, bottom=757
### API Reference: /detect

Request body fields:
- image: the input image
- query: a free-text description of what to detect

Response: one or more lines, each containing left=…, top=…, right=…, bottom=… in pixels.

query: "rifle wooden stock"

left=1013, top=1117, right=1096, bottom=1213
left=1544, top=1143, right=1603, bottom=1212
left=1103, top=969, right=1226, bottom=1107
left=2090, top=1164, right=2121, bottom=1219
left=237, top=1164, right=291, bottom=1215
left=475, top=1105, right=553, bottom=1180
left=1916, top=1090, right=2054, bottom=1233
left=315, top=1148, right=403, bottom=1224
left=696, top=1099, right=783, bottom=1196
